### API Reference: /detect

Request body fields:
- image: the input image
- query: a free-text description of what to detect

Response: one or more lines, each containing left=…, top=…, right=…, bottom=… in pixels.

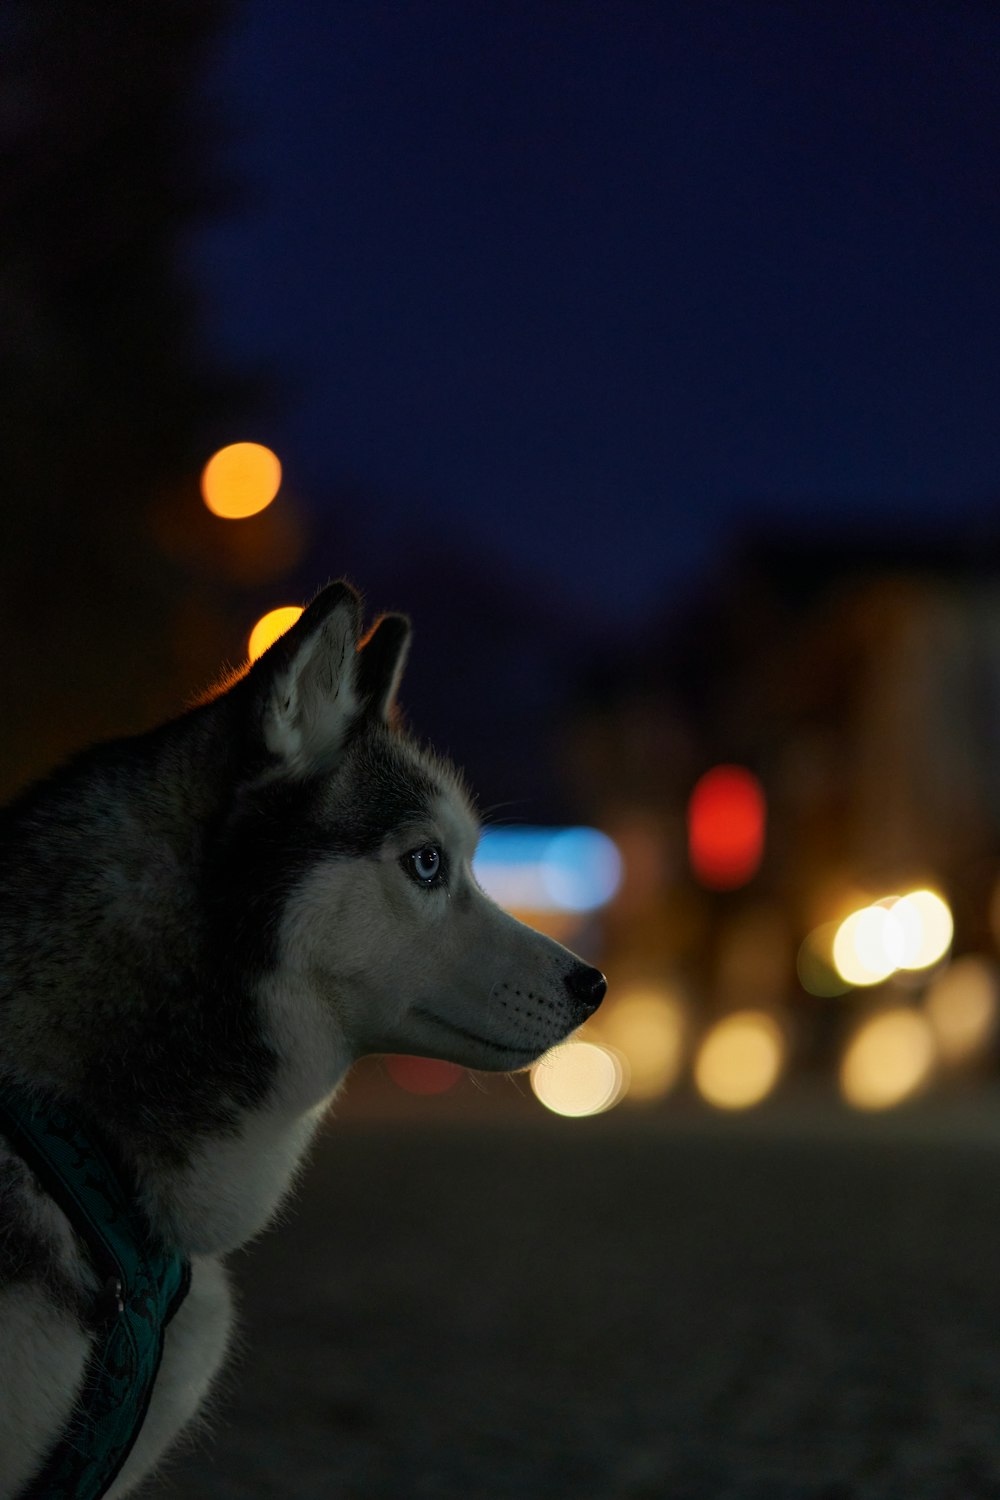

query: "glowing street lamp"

left=924, top=957, right=998, bottom=1065
left=201, top=442, right=282, bottom=519
left=597, top=986, right=688, bottom=1102
left=472, top=827, right=622, bottom=914
left=247, top=605, right=303, bottom=662
left=530, top=1040, right=626, bottom=1118
left=687, top=765, right=766, bottom=890
left=839, top=1008, right=935, bottom=1110
left=693, top=1010, right=784, bottom=1110
left=830, top=890, right=954, bottom=989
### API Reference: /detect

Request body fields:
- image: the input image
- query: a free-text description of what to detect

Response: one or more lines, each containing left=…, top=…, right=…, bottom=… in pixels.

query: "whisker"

left=478, top=800, right=528, bottom=828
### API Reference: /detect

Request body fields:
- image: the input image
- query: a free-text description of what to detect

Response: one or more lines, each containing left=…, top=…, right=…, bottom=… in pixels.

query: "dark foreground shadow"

left=144, top=1111, right=1000, bottom=1499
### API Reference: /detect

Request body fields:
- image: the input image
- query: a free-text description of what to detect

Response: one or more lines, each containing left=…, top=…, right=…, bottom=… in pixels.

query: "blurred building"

left=566, top=530, right=1000, bottom=1060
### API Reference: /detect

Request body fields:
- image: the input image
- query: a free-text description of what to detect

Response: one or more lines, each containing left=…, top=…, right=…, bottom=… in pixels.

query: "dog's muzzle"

left=564, top=963, right=607, bottom=1021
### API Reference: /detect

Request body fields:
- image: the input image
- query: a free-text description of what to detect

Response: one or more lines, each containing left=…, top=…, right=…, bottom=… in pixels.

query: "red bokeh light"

left=687, top=765, right=766, bottom=890
left=384, top=1055, right=464, bottom=1095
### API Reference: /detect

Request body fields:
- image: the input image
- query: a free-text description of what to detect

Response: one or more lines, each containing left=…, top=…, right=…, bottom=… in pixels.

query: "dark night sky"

left=189, top=0, right=1000, bottom=633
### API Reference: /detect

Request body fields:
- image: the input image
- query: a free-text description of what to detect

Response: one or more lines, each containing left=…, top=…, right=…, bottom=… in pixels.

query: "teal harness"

left=0, top=1087, right=191, bottom=1500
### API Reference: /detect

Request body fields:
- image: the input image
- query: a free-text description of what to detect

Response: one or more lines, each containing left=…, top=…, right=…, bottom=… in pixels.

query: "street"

left=145, top=1101, right=1000, bottom=1499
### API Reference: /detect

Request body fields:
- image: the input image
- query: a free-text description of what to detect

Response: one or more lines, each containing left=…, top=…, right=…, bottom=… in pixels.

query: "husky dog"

left=0, top=580, right=606, bottom=1497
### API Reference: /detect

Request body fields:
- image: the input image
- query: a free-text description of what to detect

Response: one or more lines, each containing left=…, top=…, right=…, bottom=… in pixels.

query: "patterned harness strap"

left=0, top=1086, right=191, bottom=1500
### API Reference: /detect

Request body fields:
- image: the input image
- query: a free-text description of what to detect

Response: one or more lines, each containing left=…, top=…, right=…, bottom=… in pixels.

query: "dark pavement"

left=144, top=1101, right=1000, bottom=1499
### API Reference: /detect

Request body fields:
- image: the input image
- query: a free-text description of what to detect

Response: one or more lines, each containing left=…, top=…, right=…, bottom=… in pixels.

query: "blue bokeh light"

left=473, top=827, right=622, bottom=913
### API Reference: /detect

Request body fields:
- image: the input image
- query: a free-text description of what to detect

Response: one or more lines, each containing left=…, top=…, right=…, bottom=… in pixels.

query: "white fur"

left=0, top=1287, right=90, bottom=1496
left=145, top=1100, right=336, bottom=1257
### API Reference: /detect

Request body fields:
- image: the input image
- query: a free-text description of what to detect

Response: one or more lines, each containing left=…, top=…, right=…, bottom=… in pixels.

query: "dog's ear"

left=254, top=580, right=364, bottom=775
left=356, top=613, right=411, bottom=723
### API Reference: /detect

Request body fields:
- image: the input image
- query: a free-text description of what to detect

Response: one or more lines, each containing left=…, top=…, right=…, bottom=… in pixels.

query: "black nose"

left=564, top=963, right=607, bottom=1017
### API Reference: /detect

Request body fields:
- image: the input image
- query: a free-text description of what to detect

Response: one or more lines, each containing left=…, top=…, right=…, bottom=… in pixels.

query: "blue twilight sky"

left=189, top=0, right=1000, bottom=633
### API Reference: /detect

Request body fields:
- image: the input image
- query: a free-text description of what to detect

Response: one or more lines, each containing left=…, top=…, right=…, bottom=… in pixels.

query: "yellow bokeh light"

left=247, top=605, right=304, bottom=662
left=831, top=890, right=953, bottom=988
left=598, top=986, right=687, bottom=1101
left=924, top=956, right=998, bottom=1065
left=832, top=904, right=900, bottom=987
left=892, top=889, right=953, bottom=971
left=530, top=1040, right=625, bottom=1118
left=693, top=1010, right=785, bottom=1111
left=201, top=442, right=282, bottom=519
left=839, top=1008, right=935, bottom=1110
left=797, top=922, right=853, bottom=997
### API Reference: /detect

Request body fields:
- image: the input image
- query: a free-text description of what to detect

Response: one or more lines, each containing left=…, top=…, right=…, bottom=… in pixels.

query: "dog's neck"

left=136, top=965, right=354, bottom=1255
left=136, top=1080, right=345, bottom=1256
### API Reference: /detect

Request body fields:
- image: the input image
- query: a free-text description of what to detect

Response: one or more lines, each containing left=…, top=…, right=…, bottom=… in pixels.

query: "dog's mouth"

left=410, top=1005, right=542, bottom=1062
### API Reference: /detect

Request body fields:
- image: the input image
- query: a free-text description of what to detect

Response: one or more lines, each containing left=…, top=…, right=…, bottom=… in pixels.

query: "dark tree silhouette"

left=0, top=0, right=260, bottom=796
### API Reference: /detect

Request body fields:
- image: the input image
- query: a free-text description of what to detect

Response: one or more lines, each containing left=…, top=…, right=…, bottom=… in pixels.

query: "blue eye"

left=404, top=844, right=444, bottom=887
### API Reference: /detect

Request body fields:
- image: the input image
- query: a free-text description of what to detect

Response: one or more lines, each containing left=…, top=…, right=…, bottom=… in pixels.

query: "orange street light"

left=247, top=605, right=303, bottom=662
left=201, top=442, right=282, bottom=519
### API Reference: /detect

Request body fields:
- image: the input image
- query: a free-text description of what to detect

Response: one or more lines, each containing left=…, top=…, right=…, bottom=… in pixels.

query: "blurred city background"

left=3, top=0, right=1000, bottom=1130
left=9, top=6, right=1000, bottom=1495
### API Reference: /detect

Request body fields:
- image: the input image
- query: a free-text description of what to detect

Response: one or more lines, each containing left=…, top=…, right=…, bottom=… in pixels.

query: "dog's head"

left=219, top=581, right=605, bottom=1079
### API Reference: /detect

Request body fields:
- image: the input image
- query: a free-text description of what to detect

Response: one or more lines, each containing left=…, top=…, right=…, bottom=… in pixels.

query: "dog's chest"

left=0, top=1126, right=234, bottom=1499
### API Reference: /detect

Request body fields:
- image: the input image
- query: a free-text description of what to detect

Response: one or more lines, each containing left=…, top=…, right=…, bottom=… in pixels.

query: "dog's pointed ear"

left=356, top=613, right=411, bottom=723
left=254, top=580, right=364, bottom=775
